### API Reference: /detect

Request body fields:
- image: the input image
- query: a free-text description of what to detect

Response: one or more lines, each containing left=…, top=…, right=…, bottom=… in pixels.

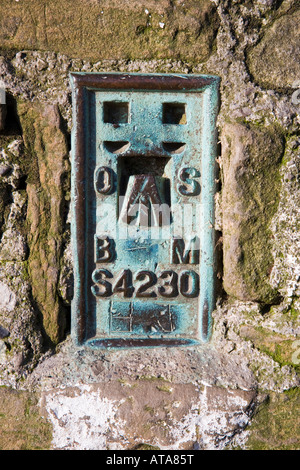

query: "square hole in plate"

left=162, top=103, right=186, bottom=124
left=103, top=101, right=129, bottom=124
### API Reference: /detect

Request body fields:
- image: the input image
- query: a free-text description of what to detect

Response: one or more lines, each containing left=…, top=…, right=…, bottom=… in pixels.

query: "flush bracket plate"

left=70, top=72, right=220, bottom=348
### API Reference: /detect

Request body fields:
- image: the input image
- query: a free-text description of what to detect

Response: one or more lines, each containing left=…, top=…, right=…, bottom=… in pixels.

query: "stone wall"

left=0, top=0, right=299, bottom=450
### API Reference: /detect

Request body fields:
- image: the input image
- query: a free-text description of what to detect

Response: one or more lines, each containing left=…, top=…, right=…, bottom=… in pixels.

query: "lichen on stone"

left=17, top=101, right=71, bottom=345
left=0, top=386, right=52, bottom=450
left=244, top=388, right=300, bottom=450
left=247, top=9, right=300, bottom=90
left=221, top=121, right=285, bottom=303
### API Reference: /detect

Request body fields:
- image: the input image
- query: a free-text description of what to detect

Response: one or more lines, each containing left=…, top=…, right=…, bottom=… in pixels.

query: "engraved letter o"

left=94, top=166, right=115, bottom=194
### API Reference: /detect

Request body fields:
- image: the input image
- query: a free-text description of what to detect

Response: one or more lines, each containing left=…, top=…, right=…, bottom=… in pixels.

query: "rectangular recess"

left=103, top=101, right=129, bottom=124
left=162, top=102, right=186, bottom=124
left=70, top=72, right=220, bottom=348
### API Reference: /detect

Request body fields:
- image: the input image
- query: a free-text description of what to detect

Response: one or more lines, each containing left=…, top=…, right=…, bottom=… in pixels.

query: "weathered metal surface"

left=70, top=72, right=220, bottom=348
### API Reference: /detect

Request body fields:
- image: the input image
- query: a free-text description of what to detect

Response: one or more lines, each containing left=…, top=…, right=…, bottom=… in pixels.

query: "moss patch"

left=0, top=0, right=219, bottom=64
left=134, top=443, right=161, bottom=450
left=245, top=389, right=300, bottom=450
left=0, top=182, right=12, bottom=237
left=222, top=121, right=285, bottom=303
left=17, top=101, right=70, bottom=344
left=239, top=324, right=300, bottom=371
left=0, top=386, right=52, bottom=450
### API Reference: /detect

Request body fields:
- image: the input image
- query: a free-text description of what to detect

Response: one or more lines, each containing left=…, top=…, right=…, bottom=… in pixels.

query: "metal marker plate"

left=70, top=73, right=219, bottom=348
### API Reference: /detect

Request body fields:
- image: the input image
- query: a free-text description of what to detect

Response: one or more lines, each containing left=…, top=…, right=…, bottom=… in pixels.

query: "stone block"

left=221, top=121, right=285, bottom=303
left=0, top=387, right=52, bottom=450
left=0, top=0, right=219, bottom=63
left=41, top=380, right=256, bottom=450
left=18, top=101, right=70, bottom=344
left=248, top=9, right=300, bottom=90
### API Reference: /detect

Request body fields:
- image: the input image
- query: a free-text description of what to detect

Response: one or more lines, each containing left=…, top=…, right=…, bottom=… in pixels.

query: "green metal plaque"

left=70, top=73, right=220, bottom=348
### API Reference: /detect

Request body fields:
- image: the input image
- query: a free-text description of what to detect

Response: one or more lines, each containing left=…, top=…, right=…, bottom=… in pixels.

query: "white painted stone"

left=43, top=385, right=127, bottom=450
left=42, top=381, right=254, bottom=450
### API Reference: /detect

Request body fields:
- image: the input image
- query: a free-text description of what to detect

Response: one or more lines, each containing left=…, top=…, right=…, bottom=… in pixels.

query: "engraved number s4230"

left=91, top=269, right=199, bottom=298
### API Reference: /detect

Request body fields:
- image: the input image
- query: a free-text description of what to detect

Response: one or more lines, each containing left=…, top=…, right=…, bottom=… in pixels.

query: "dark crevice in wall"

left=215, top=229, right=224, bottom=303
left=63, top=306, right=71, bottom=338
left=1, top=94, right=22, bottom=137
left=215, top=137, right=224, bottom=305
left=56, top=113, right=72, bottom=343
left=0, top=184, right=13, bottom=243
left=259, top=299, right=284, bottom=315
left=57, top=304, right=71, bottom=343
left=58, top=107, right=71, bottom=152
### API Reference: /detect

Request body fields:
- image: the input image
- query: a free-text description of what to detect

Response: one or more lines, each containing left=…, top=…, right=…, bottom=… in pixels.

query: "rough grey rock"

left=248, top=9, right=300, bottom=89
left=0, top=164, right=11, bottom=177
left=0, top=325, right=10, bottom=339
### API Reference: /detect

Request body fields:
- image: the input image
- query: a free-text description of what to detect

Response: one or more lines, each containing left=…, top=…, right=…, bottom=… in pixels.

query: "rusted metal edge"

left=70, top=72, right=218, bottom=92
left=71, top=78, right=87, bottom=344
left=86, top=338, right=198, bottom=349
